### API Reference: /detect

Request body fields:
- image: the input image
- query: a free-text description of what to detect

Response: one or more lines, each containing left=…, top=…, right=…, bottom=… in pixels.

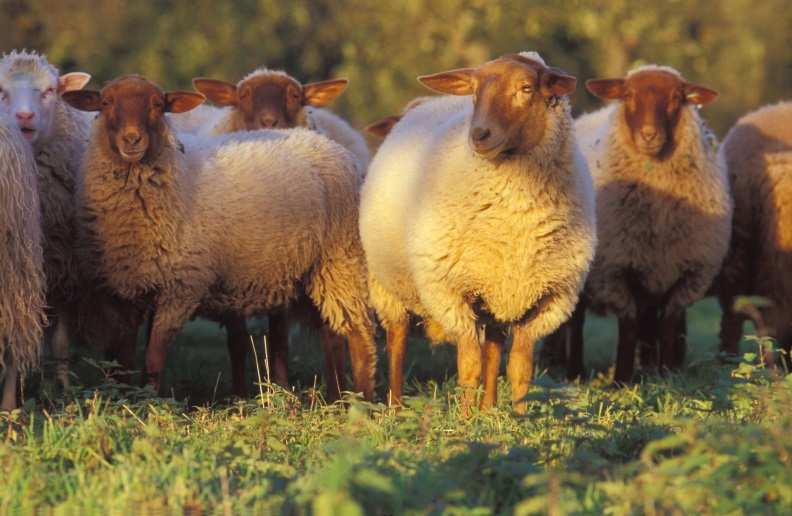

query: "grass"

left=1, top=299, right=791, bottom=514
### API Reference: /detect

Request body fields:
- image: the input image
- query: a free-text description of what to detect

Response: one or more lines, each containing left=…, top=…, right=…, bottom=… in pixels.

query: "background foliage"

left=2, top=0, right=791, bottom=134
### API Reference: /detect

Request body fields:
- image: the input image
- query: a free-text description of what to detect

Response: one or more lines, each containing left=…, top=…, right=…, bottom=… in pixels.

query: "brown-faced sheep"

left=63, top=75, right=377, bottom=400
left=0, top=113, right=47, bottom=410
left=360, top=52, right=596, bottom=413
left=568, top=65, right=731, bottom=383
left=188, top=68, right=370, bottom=400
left=365, top=97, right=434, bottom=139
left=715, top=102, right=792, bottom=365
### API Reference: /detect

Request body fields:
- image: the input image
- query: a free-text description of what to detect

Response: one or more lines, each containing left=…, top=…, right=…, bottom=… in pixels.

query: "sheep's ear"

left=365, top=115, right=401, bottom=138
left=302, top=79, right=348, bottom=107
left=417, top=68, right=475, bottom=95
left=58, top=72, right=92, bottom=94
left=165, top=91, right=205, bottom=113
left=585, top=79, right=625, bottom=100
left=61, top=90, right=102, bottom=111
left=684, top=83, right=718, bottom=105
left=540, top=67, right=577, bottom=97
left=192, top=78, right=238, bottom=107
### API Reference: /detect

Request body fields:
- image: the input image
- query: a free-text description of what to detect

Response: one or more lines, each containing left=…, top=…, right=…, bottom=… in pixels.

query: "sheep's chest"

left=83, top=168, right=188, bottom=299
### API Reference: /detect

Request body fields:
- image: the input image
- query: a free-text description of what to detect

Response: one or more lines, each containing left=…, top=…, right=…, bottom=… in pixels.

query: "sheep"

left=0, top=113, right=47, bottom=410
left=715, top=102, right=792, bottom=365
left=359, top=52, right=596, bottom=413
left=566, top=65, right=731, bottom=383
left=62, top=75, right=377, bottom=401
left=190, top=68, right=369, bottom=169
left=188, top=68, right=370, bottom=400
left=0, top=50, right=93, bottom=388
left=0, top=50, right=141, bottom=391
left=365, top=97, right=433, bottom=139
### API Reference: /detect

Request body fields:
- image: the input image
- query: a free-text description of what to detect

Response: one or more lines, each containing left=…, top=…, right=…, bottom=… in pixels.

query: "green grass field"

left=2, top=299, right=791, bottom=514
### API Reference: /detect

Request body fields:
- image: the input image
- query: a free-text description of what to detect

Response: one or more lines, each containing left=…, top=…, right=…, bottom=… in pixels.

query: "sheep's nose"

left=123, top=131, right=142, bottom=145
left=15, top=111, right=34, bottom=122
left=471, top=126, right=491, bottom=143
left=260, top=117, right=278, bottom=128
left=640, top=127, right=658, bottom=142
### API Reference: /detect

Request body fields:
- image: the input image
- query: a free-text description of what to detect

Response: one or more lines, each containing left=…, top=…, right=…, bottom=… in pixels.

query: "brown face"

left=586, top=70, right=718, bottom=158
left=193, top=74, right=348, bottom=130
left=417, top=54, right=576, bottom=159
left=62, top=75, right=204, bottom=163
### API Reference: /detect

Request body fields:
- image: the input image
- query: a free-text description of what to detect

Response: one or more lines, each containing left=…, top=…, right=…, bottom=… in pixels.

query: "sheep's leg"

left=540, top=326, right=567, bottom=370
left=567, top=302, right=586, bottom=381
left=718, top=294, right=744, bottom=356
left=507, top=323, right=535, bottom=415
left=384, top=317, right=408, bottom=407
left=658, top=309, right=685, bottom=375
left=481, top=325, right=505, bottom=409
left=51, top=315, right=70, bottom=390
left=346, top=326, right=376, bottom=402
left=457, top=330, right=483, bottom=414
left=671, top=311, right=687, bottom=369
left=614, top=316, right=639, bottom=384
left=1, top=355, right=18, bottom=411
left=145, top=297, right=198, bottom=394
left=266, top=311, right=290, bottom=388
left=320, top=324, right=346, bottom=402
left=224, top=316, right=250, bottom=397
left=637, top=307, right=659, bottom=370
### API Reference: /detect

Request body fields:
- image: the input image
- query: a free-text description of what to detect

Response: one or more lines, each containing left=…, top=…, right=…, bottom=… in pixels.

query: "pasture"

left=2, top=301, right=791, bottom=514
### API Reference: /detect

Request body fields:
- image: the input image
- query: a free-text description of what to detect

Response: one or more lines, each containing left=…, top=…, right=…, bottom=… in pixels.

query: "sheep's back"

left=308, top=107, right=370, bottom=173
left=193, top=129, right=357, bottom=308
left=722, top=102, right=792, bottom=305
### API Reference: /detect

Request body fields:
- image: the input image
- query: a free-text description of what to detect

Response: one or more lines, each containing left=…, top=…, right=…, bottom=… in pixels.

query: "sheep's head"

left=0, top=50, right=90, bottom=148
left=417, top=53, right=576, bottom=159
left=193, top=70, right=348, bottom=130
left=366, top=97, right=432, bottom=139
left=586, top=68, right=718, bottom=159
left=62, top=75, right=204, bottom=163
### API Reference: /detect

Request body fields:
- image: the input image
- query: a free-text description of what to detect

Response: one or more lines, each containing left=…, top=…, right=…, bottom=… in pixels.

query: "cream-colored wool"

left=717, top=102, right=792, bottom=342
left=79, top=121, right=375, bottom=380
left=0, top=113, right=47, bottom=408
left=0, top=113, right=46, bottom=369
left=578, top=67, right=732, bottom=319
left=360, top=87, right=596, bottom=346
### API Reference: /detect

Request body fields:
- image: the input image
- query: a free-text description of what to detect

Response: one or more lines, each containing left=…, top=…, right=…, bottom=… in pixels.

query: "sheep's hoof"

left=511, top=400, right=528, bottom=416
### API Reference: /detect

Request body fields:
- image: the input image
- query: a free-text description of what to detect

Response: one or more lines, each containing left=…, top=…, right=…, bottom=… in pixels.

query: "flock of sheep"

left=0, top=48, right=790, bottom=413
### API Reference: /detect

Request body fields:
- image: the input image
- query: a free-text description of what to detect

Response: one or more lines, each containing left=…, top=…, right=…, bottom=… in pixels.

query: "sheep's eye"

left=239, top=89, right=250, bottom=99
left=521, top=84, right=533, bottom=94
left=101, top=97, right=113, bottom=107
left=290, top=90, right=301, bottom=100
left=41, top=88, right=55, bottom=99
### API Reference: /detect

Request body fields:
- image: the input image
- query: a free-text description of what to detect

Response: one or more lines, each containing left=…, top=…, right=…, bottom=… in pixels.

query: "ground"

left=1, top=298, right=791, bottom=514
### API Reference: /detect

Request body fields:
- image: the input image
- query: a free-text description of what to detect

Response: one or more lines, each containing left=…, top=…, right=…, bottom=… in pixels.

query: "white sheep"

left=0, top=113, right=47, bottom=410
left=714, top=101, right=792, bottom=364
left=63, top=75, right=377, bottom=400
left=568, top=65, right=732, bottom=382
left=0, top=50, right=91, bottom=388
left=360, top=52, right=596, bottom=413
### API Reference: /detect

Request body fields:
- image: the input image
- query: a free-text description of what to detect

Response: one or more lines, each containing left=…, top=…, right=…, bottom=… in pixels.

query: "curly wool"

left=578, top=73, right=732, bottom=318
left=0, top=114, right=47, bottom=373
left=361, top=88, right=596, bottom=344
